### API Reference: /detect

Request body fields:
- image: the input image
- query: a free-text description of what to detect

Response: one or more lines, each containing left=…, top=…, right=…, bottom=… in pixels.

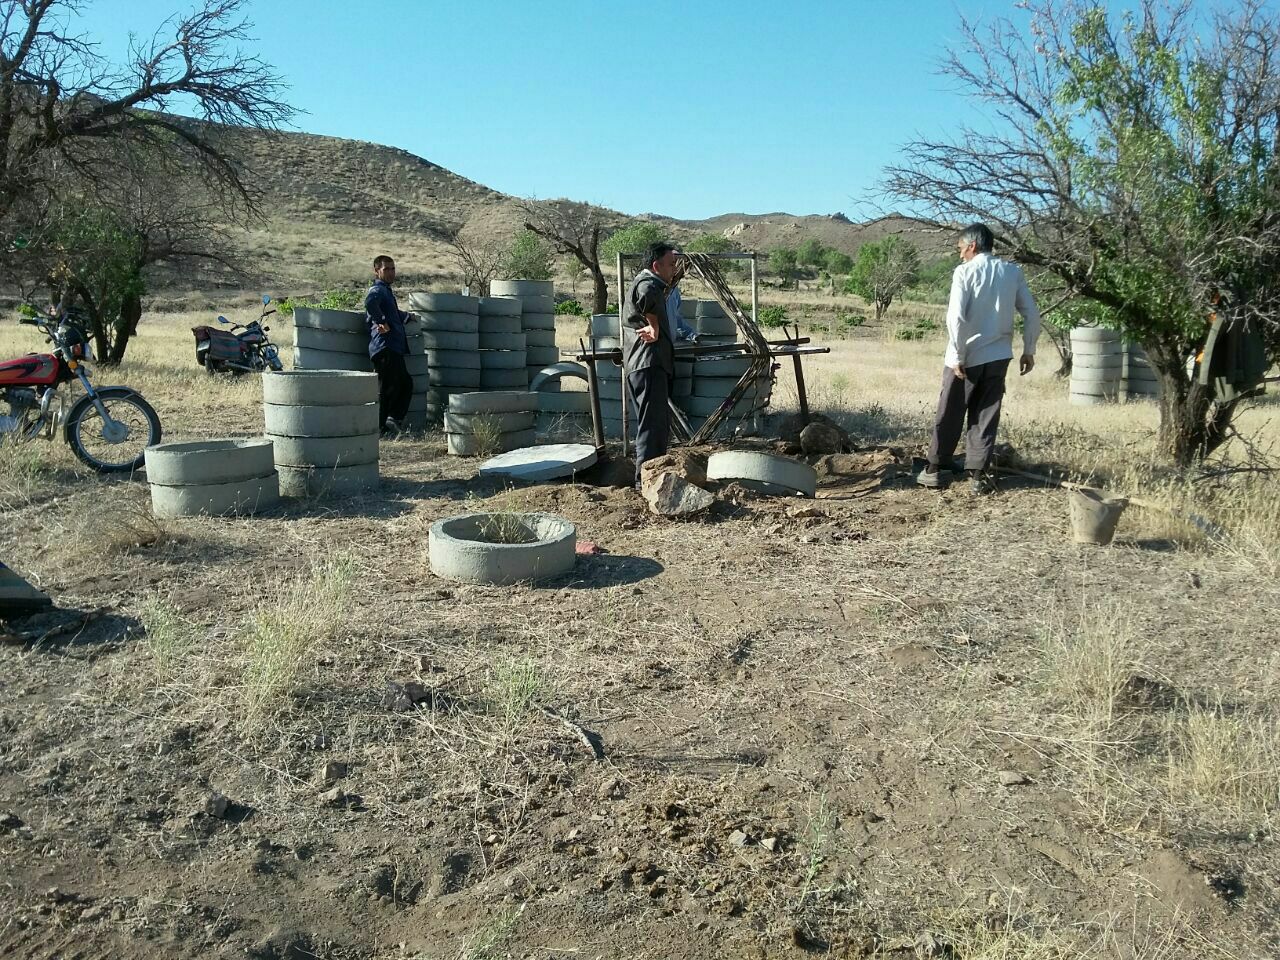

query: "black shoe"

left=967, top=469, right=996, bottom=494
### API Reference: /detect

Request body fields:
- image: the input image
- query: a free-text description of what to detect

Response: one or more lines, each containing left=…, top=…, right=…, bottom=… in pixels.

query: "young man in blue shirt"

left=366, top=255, right=412, bottom=435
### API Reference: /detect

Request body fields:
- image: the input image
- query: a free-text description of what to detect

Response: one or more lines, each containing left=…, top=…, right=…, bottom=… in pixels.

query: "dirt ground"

left=1, top=312, right=1278, bottom=959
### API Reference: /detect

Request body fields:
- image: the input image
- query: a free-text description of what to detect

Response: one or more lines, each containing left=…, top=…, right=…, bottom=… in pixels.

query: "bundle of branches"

left=678, top=252, right=773, bottom=445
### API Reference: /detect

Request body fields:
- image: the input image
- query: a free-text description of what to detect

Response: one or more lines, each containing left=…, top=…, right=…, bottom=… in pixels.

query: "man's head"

left=956, top=224, right=994, bottom=262
left=373, top=255, right=396, bottom=283
left=644, top=242, right=678, bottom=284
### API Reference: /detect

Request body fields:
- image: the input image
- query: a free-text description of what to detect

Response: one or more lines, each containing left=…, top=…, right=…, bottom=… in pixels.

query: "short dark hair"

left=373, top=255, right=395, bottom=270
left=644, top=242, right=675, bottom=270
left=959, top=224, right=994, bottom=253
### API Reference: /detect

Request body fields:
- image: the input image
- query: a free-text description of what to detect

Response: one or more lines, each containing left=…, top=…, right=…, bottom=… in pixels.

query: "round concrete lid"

left=478, top=443, right=597, bottom=482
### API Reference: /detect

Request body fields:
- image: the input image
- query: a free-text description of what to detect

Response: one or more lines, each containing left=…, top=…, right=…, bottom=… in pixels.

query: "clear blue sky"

left=74, top=1, right=1018, bottom=219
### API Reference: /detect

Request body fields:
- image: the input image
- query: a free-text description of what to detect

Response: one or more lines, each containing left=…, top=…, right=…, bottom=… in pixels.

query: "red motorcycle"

left=0, top=307, right=161, bottom=472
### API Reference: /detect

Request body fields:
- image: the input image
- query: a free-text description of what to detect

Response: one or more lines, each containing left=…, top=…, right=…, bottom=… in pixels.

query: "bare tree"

left=882, top=0, right=1280, bottom=465
left=449, top=223, right=506, bottom=297
left=517, top=198, right=613, bottom=313
left=0, top=0, right=294, bottom=227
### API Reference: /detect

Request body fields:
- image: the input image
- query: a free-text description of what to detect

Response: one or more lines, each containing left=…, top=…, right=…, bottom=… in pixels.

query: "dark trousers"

left=928, top=358, right=1010, bottom=471
left=627, top=366, right=672, bottom=484
left=371, top=349, right=412, bottom=425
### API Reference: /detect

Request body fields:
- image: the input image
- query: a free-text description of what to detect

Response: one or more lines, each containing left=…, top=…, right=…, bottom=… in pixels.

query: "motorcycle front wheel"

left=64, top=387, right=162, bottom=473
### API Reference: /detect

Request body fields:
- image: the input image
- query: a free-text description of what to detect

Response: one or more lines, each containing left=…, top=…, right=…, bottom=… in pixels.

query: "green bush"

left=278, top=287, right=364, bottom=317
left=554, top=299, right=585, bottom=316
left=759, top=305, right=788, bottom=328
left=839, top=313, right=866, bottom=329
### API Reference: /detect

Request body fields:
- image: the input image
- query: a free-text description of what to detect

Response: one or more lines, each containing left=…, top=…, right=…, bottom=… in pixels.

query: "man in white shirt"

left=917, top=223, right=1041, bottom=493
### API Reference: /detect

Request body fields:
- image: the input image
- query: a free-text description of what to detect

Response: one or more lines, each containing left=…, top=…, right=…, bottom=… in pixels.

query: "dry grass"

left=1166, top=708, right=1280, bottom=821
left=1040, top=602, right=1151, bottom=724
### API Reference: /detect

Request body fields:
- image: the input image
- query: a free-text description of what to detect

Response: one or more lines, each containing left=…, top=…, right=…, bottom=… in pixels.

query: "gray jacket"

left=623, top=269, right=674, bottom=376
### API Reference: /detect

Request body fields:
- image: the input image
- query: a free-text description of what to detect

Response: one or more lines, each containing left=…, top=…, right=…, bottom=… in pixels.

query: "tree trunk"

left=591, top=267, right=608, bottom=315
left=1150, top=345, right=1237, bottom=466
left=108, top=292, right=142, bottom=363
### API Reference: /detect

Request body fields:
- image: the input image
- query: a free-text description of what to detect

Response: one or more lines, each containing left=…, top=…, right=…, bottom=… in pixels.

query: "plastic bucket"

left=1069, top=487, right=1129, bottom=545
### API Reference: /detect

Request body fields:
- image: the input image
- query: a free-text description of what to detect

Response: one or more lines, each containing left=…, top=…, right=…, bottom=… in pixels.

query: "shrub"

left=554, top=299, right=585, bottom=316
left=759, top=305, right=788, bottom=328
left=839, top=313, right=866, bottom=329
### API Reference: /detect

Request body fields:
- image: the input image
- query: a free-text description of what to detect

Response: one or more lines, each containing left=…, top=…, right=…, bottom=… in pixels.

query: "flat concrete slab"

left=478, top=443, right=598, bottom=482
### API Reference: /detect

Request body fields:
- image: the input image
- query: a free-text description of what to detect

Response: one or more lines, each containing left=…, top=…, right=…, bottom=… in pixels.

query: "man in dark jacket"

left=366, top=255, right=412, bottom=434
left=624, top=242, right=678, bottom=486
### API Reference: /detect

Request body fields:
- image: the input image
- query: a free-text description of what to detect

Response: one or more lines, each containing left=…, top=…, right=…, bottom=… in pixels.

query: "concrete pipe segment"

left=408, top=292, right=479, bottom=314
left=270, top=434, right=378, bottom=468
left=478, top=331, right=526, bottom=350
left=264, top=371, right=378, bottom=406
left=525, top=346, right=560, bottom=366
left=480, top=368, right=530, bottom=389
left=292, top=308, right=367, bottom=333
left=696, top=300, right=728, bottom=319
left=522, top=313, right=557, bottom=332
left=426, top=349, right=481, bottom=370
left=490, top=279, right=554, bottom=298
left=292, top=348, right=373, bottom=372
left=537, top=392, right=592, bottom=414
left=414, top=311, right=478, bottom=334
left=478, top=314, right=523, bottom=336
left=479, top=350, right=528, bottom=370
left=449, top=391, right=538, bottom=415
left=529, top=362, right=588, bottom=392
left=293, top=326, right=369, bottom=354
left=277, top=462, right=380, bottom=498
left=428, top=512, right=576, bottom=586
left=150, top=472, right=281, bottom=519
left=265, top=402, right=380, bottom=437
left=428, top=367, right=483, bottom=389
left=478, top=297, right=523, bottom=317
left=145, top=438, right=275, bottom=487
left=696, top=315, right=738, bottom=337
left=524, top=328, right=557, bottom=348
left=706, top=450, right=817, bottom=498
left=422, top=330, right=480, bottom=351
left=446, top=428, right=539, bottom=457
left=589, top=314, right=621, bottom=338
left=445, top=410, right=537, bottom=434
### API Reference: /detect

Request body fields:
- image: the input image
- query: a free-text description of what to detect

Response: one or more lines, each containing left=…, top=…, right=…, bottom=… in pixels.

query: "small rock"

left=997, top=769, right=1029, bottom=786
left=915, top=930, right=953, bottom=958
left=862, top=810, right=883, bottom=824
left=0, top=811, right=24, bottom=832
left=761, top=837, right=778, bottom=852
left=319, top=787, right=348, bottom=807
left=642, top=470, right=717, bottom=517
left=800, top=420, right=850, bottom=455
left=80, top=903, right=107, bottom=922
left=382, top=680, right=429, bottom=712
left=205, top=792, right=230, bottom=819
left=317, top=761, right=348, bottom=784
left=727, top=829, right=750, bottom=848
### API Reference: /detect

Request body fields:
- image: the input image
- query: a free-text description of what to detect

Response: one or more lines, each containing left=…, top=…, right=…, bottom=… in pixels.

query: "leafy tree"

left=686, top=233, right=732, bottom=255
left=845, top=237, right=920, bottom=320
left=823, top=250, right=854, bottom=276
left=504, top=230, right=553, bottom=281
left=797, top=238, right=828, bottom=268
left=600, top=222, right=667, bottom=264
left=883, top=0, right=1280, bottom=465
left=768, top=247, right=800, bottom=287
left=518, top=198, right=612, bottom=313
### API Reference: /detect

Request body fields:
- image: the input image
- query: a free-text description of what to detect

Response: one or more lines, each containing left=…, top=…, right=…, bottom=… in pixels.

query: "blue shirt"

left=665, top=286, right=696, bottom=341
left=366, top=280, right=408, bottom=357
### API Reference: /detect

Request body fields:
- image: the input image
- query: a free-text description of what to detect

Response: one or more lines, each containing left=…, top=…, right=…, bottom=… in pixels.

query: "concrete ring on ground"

left=1070, top=327, right=1121, bottom=343
left=478, top=331, right=526, bottom=350
left=264, top=402, right=380, bottom=437
left=517, top=295, right=556, bottom=314
left=589, top=315, right=621, bottom=337
left=478, top=315, right=523, bottom=336
left=706, top=450, right=817, bottom=498
left=478, top=443, right=598, bottom=482
left=490, top=280, right=555, bottom=298
left=150, top=472, right=280, bottom=518
left=521, top=313, right=557, bottom=332
left=447, top=427, right=539, bottom=457
left=408, top=292, right=479, bottom=314
left=291, top=348, right=373, bottom=373
left=263, top=370, right=378, bottom=406
left=429, top=512, right=576, bottom=585
left=524, top=329, right=557, bottom=347
left=478, top=297, right=523, bottom=317
left=292, top=308, right=367, bottom=333
left=269, top=434, right=379, bottom=468
left=427, top=368, right=483, bottom=388
left=425, top=348, right=481, bottom=369
left=529, top=362, right=588, bottom=392
left=528, top=368, right=561, bottom=390
left=448, top=391, right=538, bottom=415
left=277, top=462, right=380, bottom=497
left=537, top=392, right=592, bottom=413
left=144, top=438, right=275, bottom=486
left=293, top=327, right=369, bottom=354
left=445, top=410, right=537, bottom=434
left=414, top=311, right=479, bottom=333
left=524, top=347, right=560, bottom=367
left=480, top=369, right=529, bottom=389
left=422, top=330, right=480, bottom=351
left=479, top=350, right=528, bottom=370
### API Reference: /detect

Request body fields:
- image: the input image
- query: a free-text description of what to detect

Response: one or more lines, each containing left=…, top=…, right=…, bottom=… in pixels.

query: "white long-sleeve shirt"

left=944, top=253, right=1041, bottom=369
